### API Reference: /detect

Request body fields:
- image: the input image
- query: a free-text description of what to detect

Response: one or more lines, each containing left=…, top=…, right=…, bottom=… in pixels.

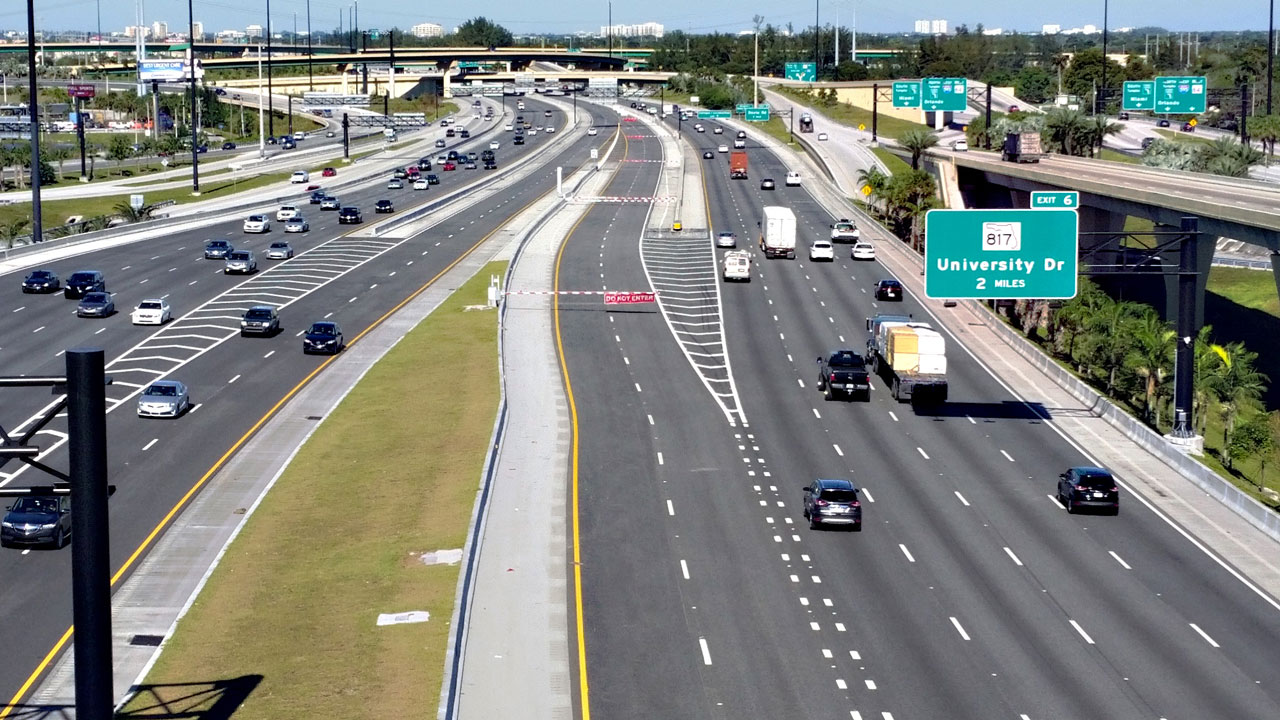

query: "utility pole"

left=26, top=0, right=43, bottom=243
left=851, top=2, right=857, bottom=64
left=306, top=0, right=313, bottom=91
left=187, top=0, right=200, bottom=194
left=835, top=7, right=839, bottom=69
left=266, top=0, right=274, bottom=138
left=76, top=96, right=87, bottom=181
left=985, top=83, right=993, bottom=149
left=1269, top=0, right=1275, bottom=115
left=815, top=0, right=820, bottom=72
left=753, top=15, right=763, bottom=107
left=389, top=30, right=396, bottom=101
left=608, top=1, right=613, bottom=59
left=257, top=44, right=265, bottom=158
left=871, top=81, right=878, bottom=144
left=1099, top=0, right=1109, bottom=115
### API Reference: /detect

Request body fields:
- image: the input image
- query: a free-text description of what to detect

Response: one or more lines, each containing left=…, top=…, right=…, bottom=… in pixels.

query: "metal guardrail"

left=1212, top=256, right=1272, bottom=270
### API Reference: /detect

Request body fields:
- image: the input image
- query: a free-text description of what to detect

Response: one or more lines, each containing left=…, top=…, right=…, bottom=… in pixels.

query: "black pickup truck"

left=817, top=349, right=871, bottom=401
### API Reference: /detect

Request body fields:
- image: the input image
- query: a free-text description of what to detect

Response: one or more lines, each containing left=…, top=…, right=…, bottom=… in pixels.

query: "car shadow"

left=911, top=400, right=1051, bottom=422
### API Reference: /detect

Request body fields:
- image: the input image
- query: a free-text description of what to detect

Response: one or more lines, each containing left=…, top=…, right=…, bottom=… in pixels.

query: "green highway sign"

left=785, top=62, right=816, bottom=82
left=1154, top=76, right=1207, bottom=114
left=1030, top=191, right=1079, bottom=209
left=1122, top=81, right=1155, bottom=111
left=697, top=110, right=731, bottom=119
left=892, top=81, right=921, bottom=108
left=924, top=209, right=1079, bottom=300
left=921, top=77, right=968, bottom=112
left=368, top=29, right=381, bottom=41
left=743, top=107, right=770, bottom=121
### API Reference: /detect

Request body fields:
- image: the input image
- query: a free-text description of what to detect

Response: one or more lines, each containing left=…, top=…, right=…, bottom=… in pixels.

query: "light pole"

left=266, top=0, right=274, bottom=137
left=257, top=44, right=265, bottom=158
left=26, top=0, right=43, bottom=244
left=1099, top=0, right=1109, bottom=116
left=187, top=0, right=199, bottom=194
left=1268, top=0, right=1275, bottom=115
left=815, top=0, right=820, bottom=72
left=306, top=0, right=313, bottom=91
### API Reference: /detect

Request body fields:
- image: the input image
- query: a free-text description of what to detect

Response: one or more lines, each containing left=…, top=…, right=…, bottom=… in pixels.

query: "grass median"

left=117, top=261, right=505, bottom=719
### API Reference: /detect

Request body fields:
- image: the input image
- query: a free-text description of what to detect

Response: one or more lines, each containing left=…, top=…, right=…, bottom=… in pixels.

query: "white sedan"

left=713, top=126, right=723, bottom=134
left=587, top=127, right=598, bottom=136
left=131, top=298, right=172, bottom=325
left=808, top=240, right=835, bottom=262
left=242, top=215, right=270, bottom=233
left=490, top=141, right=501, bottom=149
left=284, top=217, right=310, bottom=233
left=818, top=132, right=829, bottom=141
left=785, top=171, right=802, bottom=187
left=717, top=144, right=729, bottom=153
left=851, top=242, right=876, bottom=260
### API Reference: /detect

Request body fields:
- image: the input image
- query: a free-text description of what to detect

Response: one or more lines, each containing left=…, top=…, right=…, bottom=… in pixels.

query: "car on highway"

left=303, top=321, right=345, bottom=354
left=136, top=379, right=190, bottom=419
left=290, top=170, right=309, bottom=183
left=505, top=123, right=514, bottom=131
left=267, top=241, right=294, bottom=259
left=276, top=205, right=300, bottom=221
left=442, top=161, right=456, bottom=171
left=225, top=250, right=258, bottom=274
left=388, top=178, right=404, bottom=190
left=375, top=199, right=394, bottom=213
left=802, top=478, right=862, bottom=530
left=695, top=124, right=705, bottom=133
left=715, top=232, right=737, bottom=248
left=281, top=138, right=295, bottom=150
left=243, top=215, right=271, bottom=233
left=309, top=190, right=327, bottom=204
left=1008, top=104, right=1021, bottom=113
left=221, top=141, right=237, bottom=150
left=760, top=178, right=776, bottom=190
left=435, top=138, right=447, bottom=148
left=874, top=278, right=903, bottom=301
left=1181, top=122, right=1196, bottom=132
left=321, top=167, right=337, bottom=177
left=587, top=128, right=597, bottom=136
left=240, top=305, right=280, bottom=336
left=293, top=131, right=306, bottom=140
left=326, top=130, right=336, bottom=137
left=76, top=291, right=115, bottom=318
left=131, top=298, right=171, bottom=325
left=817, top=349, right=871, bottom=401
left=1157, top=118, right=1171, bottom=127
left=544, top=109, right=553, bottom=117
left=204, top=240, right=233, bottom=259
left=281, top=214, right=308, bottom=232
left=460, top=129, right=471, bottom=138
left=484, top=160, right=498, bottom=170
left=1118, top=111, right=1130, bottom=121
left=713, top=126, right=723, bottom=134
left=818, top=132, right=829, bottom=141
left=63, top=270, right=105, bottom=299
left=808, top=240, right=835, bottom=262
left=320, top=197, right=341, bottom=210
left=514, top=136, right=525, bottom=145
left=393, top=167, right=409, bottom=178
left=528, top=128, right=538, bottom=136
left=435, top=153, right=449, bottom=164
left=426, top=174, right=440, bottom=185
left=717, top=144, right=729, bottom=153
left=852, top=242, right=876, bottom=261
left=465, top=160, right=477, bottom=169
left=736, top=130, right=747, bottom=139
left=446, top=128, right=456, bottom=137
left=417, top=157, right=432, bottom=171
left=1142, top=137, right=1157, bottom=149
left=1, top=495, right=72, bottom=548
left=702, top=150, right=714, bottom=159
left=733, top=138, right=746, bottom=149
left=22, top=270, right=60, bottom=293
left=1058, top=467, right=1120, bottom=515
left=337, top=207, right=363, bottom=224
left=413, top=178, right=429, bottom=190
left=948, top=138, right=970, bottom=151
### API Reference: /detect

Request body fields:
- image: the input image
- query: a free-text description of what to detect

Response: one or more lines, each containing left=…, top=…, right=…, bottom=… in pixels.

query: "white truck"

left=758, top=205, right=797, bottom=259
left=722, top=250, right=752, bottom=281
left=865, top=314, right=948, bottom=404
left=829, top=218, right=860, bottom=243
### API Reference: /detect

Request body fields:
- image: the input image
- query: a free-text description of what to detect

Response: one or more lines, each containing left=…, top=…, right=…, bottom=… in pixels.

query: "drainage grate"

left=129, top=634, right=164, bottom=647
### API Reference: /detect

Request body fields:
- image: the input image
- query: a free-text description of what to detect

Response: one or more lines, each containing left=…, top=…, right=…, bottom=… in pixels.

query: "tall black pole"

left=1242, top=82, right=1251, bottom=146
left=288, top=94, right=294, bottom=135
left=815, top=0, right=820, bottom=72
left=389, top=30, right=396, bottom=102
left=608, top=1, right=612, bottom=59
left=188, top=0, right=200, bottom=194
left=77, top=96, right=87, bottom=180
left=266, top=0, right=274, bottom=138
left=361, top=32, right=368, bottom=95
left=871, top=82, right=879, bottom=144
left=26, top=0, right=42, bottom=244
left=1099, top=0, right=1109, bottom=115
left=306, top=0, right=313, bottom=91
left=342, top=111, right=349, bottom=159
left=1268, top=0, right=1275, bottom=115
left=985, top=83, right=993, bottom=149
left=67, top=348, right=112, bottom=720
left=1171, top=217, right=1199, bottom=439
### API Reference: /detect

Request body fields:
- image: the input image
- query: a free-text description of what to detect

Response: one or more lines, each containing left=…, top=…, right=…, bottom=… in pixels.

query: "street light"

left=306, top=0, right=313, bottom=91
left=187, top=0, right=200, bottom=195
left=1098, top=0, right=1109, bottom=116
left=266, top=0, right=274, bottom=137
left=26, top=0, right=42, bottom=244
left=1268, top=0, right=1275, bottom=115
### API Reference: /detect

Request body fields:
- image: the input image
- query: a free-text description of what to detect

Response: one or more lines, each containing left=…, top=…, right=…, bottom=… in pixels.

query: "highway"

left=555, top=113, right=1280, bottom=718
left=0, top=94, right=614, bottom=708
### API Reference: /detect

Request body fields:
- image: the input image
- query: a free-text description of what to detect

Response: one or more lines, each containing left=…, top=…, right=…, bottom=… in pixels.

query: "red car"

left=406, top=165, right=420, bottom=177
left=321, top=167, right=337, bottom=177
left=306, top=184, right=321, bottom=191
left=442, top=162, right=456, bottom=171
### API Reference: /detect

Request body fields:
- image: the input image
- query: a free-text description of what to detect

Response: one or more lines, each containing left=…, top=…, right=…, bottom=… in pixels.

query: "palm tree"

left=1088, top=116, right=1124, bottom=157
left=1193, top=325, right=1224, bottom=436
left=1043, top=107, right=1090, bottom=156
left=1125, top=310, right=1176, bottom=426
left=1083, top=298, right=1140, bottom=396
left=1054, top=278, right=1108, bottom=362
left=898, top=128, right=939, bottom=170
left=1205, top=342, right=1269, bottom=468
left=856, top=166, right=889, bottom=214
left=112, top=201, right=159, bottom=223
left=0, top=218, right=30, bottom=248
left=1051, top=54, right=1070, bottom=96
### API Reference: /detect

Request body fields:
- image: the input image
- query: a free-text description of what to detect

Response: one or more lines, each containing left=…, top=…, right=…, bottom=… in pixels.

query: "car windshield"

left=270, top=243, right=288, bottom=249
left=139, top=301, right=162, bottom=309
left=835, top=223, right=854, bottom=230
left=820, top=489, right=859, bottom=503
left=881, top=280, right=901, bottom=288
left=229, top=252, right=249, bottom=260
left=246, top=309, right=273, bottom=320
left=288, top=218, right=304, bottom=224
left=813, top=242, right=831, bottom=248
left=828, top=352, right=865, bottom=368
left=145, top=384, right=178, bottom=397
left=69, top=273, right=96, bottom=283
left=1076, top=472, right=1114, bottom=489
left=208, top=241, right=228, bottom=248
left=308, top=324, right=337, bottom=336
left=28, top=271, right=52, bottom=279
left=10, top=497, right=59, bottom=514
left=719, top=233, right=735, bottom=238
left=83, top=293, right=108, bottom=303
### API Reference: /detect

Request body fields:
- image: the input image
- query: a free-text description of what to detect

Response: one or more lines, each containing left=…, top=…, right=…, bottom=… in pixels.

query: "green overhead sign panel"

left=1030, top=191, right=1079, bottom=209
left=736, top=103, right=768, bottom=112
left=892, top=81, right=921, bottom=108
left=924, top=209, right=1079, bottom=300
left=743, top=107, right=770, bottom=121
left=921, top=77, right=967, bottom=112
left=785, top=62, right=816, bottom=82
left=1122, top=81, right=1155, bottom=111
left=697, top=110, right=731, bottom=119
left=1154, top=76, right=1207, bottom=114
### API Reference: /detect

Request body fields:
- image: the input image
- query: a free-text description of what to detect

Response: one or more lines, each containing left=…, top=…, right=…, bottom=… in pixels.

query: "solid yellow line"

left=556, top=126, right=629, bottom=720
left=0, top=174, right=562, bottom=720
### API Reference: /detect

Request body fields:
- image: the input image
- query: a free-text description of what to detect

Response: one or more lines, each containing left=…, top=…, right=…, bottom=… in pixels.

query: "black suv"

left=22, top=270, right=60, bottom=293
left=1057, top=466, right=1120, bottom=515
left=874, top=279, right=903, bottom=301
left=2, top=495, right=72, bottom=548
left=303, top=321, right=344, bottom=354
left=802, top=479, right=862, bottom=530
left=337, top=207, right=363, bottom=224
left=817, top=350, right=870, bottom=401
left=240, top=305, right=280, bottom=336
left=63, top=270, right=105, bottom=299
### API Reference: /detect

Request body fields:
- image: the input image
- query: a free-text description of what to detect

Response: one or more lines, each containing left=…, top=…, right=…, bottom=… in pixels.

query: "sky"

left=0, top=1, right=1273, bottom=36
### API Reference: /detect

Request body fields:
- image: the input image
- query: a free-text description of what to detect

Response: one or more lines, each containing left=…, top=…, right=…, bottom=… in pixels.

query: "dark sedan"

left=874, top=279, right=903, bottom=301
left=63, top=270, right=105, bottom=299
left=426, top=174, right=440, bottom=185
left=303, top=321, right=344, bottom=354
left=309, top=190, right=327, bottom=204
left=221, top=141, right=237, bottom=150
left=375, top=199, right=394, bottom=213
left=77, top=291, right=115, bottom=318
left=22, top=270, right=60, bottom=293
left=2, top=495, right=72, bottom=548
left=1058, top=466, right=1120, bottom=515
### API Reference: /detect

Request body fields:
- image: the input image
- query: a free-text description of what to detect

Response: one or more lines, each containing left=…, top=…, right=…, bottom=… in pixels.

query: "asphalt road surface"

left=555, top=116, right=1280, bottom=719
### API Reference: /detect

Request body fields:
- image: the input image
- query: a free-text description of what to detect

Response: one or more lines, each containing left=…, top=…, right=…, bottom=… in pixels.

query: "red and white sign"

left=604, top=291, right=656, bottom=305
left=67, top=84, right=96, bottom=99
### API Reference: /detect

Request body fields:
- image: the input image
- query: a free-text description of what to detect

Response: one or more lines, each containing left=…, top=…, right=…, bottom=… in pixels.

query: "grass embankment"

left=386, top=97, right=460, bottom=122
left=871, top=147, right=911, bottom=174
left=117, top=261, right=505, bottom=719
left=1099, top=148, right=1141, bottom=164
left=775, top=86, right=928, bottom=141
left=1153, top=128, right=1213, bottom=146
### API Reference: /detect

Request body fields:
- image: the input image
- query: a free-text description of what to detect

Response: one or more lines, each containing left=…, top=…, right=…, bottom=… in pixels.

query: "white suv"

left=276, top=205, right=300, bottom=221
left=785, top=171, right=802, bottom=187
left=808, top=240, right=835, bottom=262
left=290, top=170, right=309, bottom=183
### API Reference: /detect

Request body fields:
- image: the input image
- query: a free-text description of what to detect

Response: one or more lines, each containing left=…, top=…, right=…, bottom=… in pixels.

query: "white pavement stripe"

left=1004, top=547, right=1024, bottom=566
left=1069, top=619, right=1095, bottom=644
left=680, top=559, right=690, bottom=579
left=955, top=491, right=971, bottom=506
left=950, top=616, right=971, bottom=641
left=1189, top=623, right=1220, bottom=648
left=142, top=439, right=158, bottom=451
left=1109, top=551, right=1132, bottom=570
left=899, top=544, right=915, bottom=563
left=698, top=637, right=713, bottom=665
left=917, top=447, right=930, bottom=459
left=833, top=443, right=844, bottom=456
left=1001, top=449, right=1016, bottom=462
left=666, top=499, right=675, bottom=516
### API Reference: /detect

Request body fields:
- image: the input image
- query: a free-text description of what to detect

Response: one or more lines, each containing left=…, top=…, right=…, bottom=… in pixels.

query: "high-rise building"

left=914, top=20, right=930, bottom=33
left=151, top=21, right=168, bottom=38
left=124, top=25, right=150, bottom=39
left=930, top=19, right=949, bottom=34
left=191, top=21, right=204, bottom=40
left=599, top=22, right=664, bottom=39
left=411, top=22, right=444, bottom=38
left=1042, top=24, right=1061, bottom=35
left=246, top=24, right=264, bottom=39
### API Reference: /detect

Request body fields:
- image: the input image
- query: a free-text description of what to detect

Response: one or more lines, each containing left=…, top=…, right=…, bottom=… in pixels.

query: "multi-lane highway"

left=0, top=95, right=615, bottom=707
left=555, top=112, right=1280, bottom=718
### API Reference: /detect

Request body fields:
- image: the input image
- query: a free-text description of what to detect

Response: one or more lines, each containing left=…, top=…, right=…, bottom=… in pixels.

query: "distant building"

left=151, top=21, right=168, bottom=39
left=216, top=29, right=247, bottom=42
left=930, top=19, right=949, bottom=34
left=411, top=22, right=444, bottom=38
left=599, top=22, right=664, bottom=39
left=191, top=21, right=204, bottom=40
left=1063, top=24, right=1101, bottom=35
left=246, top=24, right=264, bottom=39
left=982, top=28, right=1003, bottom=36
left=1042, top=24, right=1061, bottom=35
left=913, top=20, right=930, bottom=33
left=123, top=25, right=150, bottom=39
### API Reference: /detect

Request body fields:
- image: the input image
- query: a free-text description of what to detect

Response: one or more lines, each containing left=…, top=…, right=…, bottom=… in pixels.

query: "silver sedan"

left=137, top=380, right=190, bottom=418
left=267, top=241, right=294, bottom=259
left=284, top=217, right=310, bottom=233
